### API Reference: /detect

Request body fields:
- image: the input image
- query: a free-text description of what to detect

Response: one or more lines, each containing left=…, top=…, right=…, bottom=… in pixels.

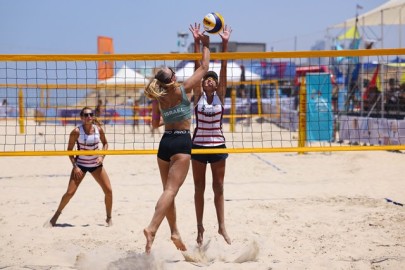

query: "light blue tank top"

left=160, top=86, right=191, bottom=123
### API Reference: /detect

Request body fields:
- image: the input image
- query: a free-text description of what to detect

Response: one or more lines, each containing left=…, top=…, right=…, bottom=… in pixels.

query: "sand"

left=1, top=150, right=405, bottom=269
left=0, top=119, right=405, bottom=269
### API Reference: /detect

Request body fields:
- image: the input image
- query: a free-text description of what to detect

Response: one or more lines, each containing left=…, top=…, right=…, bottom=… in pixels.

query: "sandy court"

left=0, top=148, right=405, bottom=269
left=0, top=116, right=301, bottom=152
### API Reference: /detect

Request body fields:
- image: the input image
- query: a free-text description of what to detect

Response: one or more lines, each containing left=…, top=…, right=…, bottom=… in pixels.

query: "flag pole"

left=344, top=5, right=360, bottom=112
left=360, top=15, right=364, bottom=116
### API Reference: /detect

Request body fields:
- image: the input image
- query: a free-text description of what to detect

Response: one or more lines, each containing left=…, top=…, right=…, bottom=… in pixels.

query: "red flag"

left=97, top=36, right=114, bottom=80
left=363, top=65, right=379, bottom=100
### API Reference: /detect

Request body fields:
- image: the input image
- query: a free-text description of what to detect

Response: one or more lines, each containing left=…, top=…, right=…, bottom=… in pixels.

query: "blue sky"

left=0, top=0, right=400, bottom=54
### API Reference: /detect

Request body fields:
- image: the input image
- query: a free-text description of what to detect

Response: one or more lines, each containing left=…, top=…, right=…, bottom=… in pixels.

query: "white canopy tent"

left=97, top=64, right=148, bottom=105
left=329, top=0, right=405, bottom=48
left=175, top=61, right=261, bottom=82
left=98, top=64, right=147, bottom=85
left=332, top=0, right=405, bottom=27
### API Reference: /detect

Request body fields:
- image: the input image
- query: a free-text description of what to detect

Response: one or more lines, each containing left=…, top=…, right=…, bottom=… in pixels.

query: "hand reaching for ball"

left=219, top=25, right=232, bottom=43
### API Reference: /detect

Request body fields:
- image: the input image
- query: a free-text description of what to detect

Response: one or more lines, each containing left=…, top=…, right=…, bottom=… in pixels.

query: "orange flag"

left=97, top=36, right=114, bottom=80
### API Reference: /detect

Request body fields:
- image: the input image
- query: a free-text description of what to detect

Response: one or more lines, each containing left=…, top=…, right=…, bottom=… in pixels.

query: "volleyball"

left=203, top=12, right=224, bottom=34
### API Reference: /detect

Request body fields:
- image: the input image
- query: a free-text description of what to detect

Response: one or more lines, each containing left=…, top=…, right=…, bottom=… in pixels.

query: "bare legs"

left=192, top=161, right=206, bottom=246
left=50, top=169, right=85, bottom=226
left=92, top=166, right=113, bottom=226
left=144, top=154, right=190, bottom=254
left=192, top=159, right=231, bottom=246
left=211, top=160, right=231, bottom=244
left=49, top=166, right=113, bottom=227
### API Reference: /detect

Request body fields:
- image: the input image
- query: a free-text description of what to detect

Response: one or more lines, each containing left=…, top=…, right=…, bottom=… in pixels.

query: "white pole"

left=398, top=6, right=404, bottom=48
left=360, top=17, right=365, bottom=116
left=380, top=10, right=384, bottom=49
left=399, top=7, right=403, bottom=88
left=380, top=63, right=385, bottom=119
left=380, top=10, right=384, bottom=118
left=344, top=22, right=347, bottom=46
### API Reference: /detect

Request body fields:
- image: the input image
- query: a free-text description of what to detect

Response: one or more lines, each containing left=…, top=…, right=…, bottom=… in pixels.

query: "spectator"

left=0, top=99, right=8, bottom=117
left=133, top=99, right=140, bottom=132
left=95, top=99, right=103, bottom=118
left=126, top=96, right=134, bottom=107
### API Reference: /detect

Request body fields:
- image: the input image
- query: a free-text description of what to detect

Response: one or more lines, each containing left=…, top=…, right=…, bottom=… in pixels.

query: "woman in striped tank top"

left=48, top=107, right=113, bottom=227
left=189, top=23, right=232, bottom=246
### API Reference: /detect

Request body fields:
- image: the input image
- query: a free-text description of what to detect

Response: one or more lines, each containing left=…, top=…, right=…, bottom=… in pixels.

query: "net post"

left=40, top=86, right=45, bottom=108
left=275, top=80, right=281, bottom=120
left=18, top=88, right=25, bottom=134
left=298, top=77, right=306, bottom=153
left=256, top=83, right=262, bottom=116
left=230, top=87, right=236, bottom=132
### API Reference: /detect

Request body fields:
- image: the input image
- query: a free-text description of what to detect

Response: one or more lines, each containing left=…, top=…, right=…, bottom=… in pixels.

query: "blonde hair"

left=145, top=79, right=168, bottom=99
left=144, top=68, right=180, bottom=99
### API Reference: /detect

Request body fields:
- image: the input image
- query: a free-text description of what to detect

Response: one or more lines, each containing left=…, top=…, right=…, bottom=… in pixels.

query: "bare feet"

left=106, top=216, right=112, bottom=227
left=171, top=234, right=187, bottom=251
left=219, top=228, right=231, bottom=245
left=43, top=220, right=53, bottom=228
left=49, top=211, right=61, bottom=227
left=197, top=224, right=205, bottom=246
left=144, top=228, right=155, bottom=254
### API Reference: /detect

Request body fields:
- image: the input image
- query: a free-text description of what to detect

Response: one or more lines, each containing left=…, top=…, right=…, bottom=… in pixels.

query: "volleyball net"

left=0, top=49, right=405, bottom=156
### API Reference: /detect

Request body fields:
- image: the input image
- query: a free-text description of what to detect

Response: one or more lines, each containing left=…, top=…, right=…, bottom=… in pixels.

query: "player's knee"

left=64, top=191, right=76, bottom=199
left=212, top=182, right=224, bottom=195
left=194, top=182, right=206, bottom=193
left=165, top=188, right=179, bottom=198
left=105, top=188, right=113, bottom=197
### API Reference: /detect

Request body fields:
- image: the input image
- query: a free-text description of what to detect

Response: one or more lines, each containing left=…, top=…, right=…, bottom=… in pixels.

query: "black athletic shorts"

left=77, top=164, right=103, bottom=173
left=157, top=130, right=192, bottom=162
left=191, top=144, right=229, bottom=164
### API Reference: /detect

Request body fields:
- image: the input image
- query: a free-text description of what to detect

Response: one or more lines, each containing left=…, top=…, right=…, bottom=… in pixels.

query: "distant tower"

left=177, top=32, right=189, bottom=52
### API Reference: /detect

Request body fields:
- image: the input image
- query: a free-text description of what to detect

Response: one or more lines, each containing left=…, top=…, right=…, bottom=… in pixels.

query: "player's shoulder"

left=95, top=124, right=104, bottom=133
left=70, top=126, right=81, bottom=136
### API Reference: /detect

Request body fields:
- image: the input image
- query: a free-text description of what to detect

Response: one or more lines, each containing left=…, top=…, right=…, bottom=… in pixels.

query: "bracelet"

left=72, top=162, right=78, bottom=168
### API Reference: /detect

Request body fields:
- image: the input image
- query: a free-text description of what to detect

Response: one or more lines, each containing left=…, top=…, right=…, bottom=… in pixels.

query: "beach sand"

left=1, top=149, right=405, bottom=269
left=1, top=117, right=405, bottom=269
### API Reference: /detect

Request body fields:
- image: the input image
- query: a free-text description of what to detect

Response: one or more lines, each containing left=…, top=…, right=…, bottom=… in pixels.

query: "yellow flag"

left=376, top=72, right=381, bottom=91
left=337, top=26, right=360, bottom=40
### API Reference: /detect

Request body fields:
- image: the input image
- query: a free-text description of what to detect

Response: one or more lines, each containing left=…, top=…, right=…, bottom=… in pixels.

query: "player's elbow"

left=152, top=119, right=160, bottom=129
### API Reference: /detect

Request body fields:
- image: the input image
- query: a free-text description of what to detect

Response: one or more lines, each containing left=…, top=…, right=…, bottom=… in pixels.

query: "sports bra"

left=160, top=85, right=191, bottom=124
